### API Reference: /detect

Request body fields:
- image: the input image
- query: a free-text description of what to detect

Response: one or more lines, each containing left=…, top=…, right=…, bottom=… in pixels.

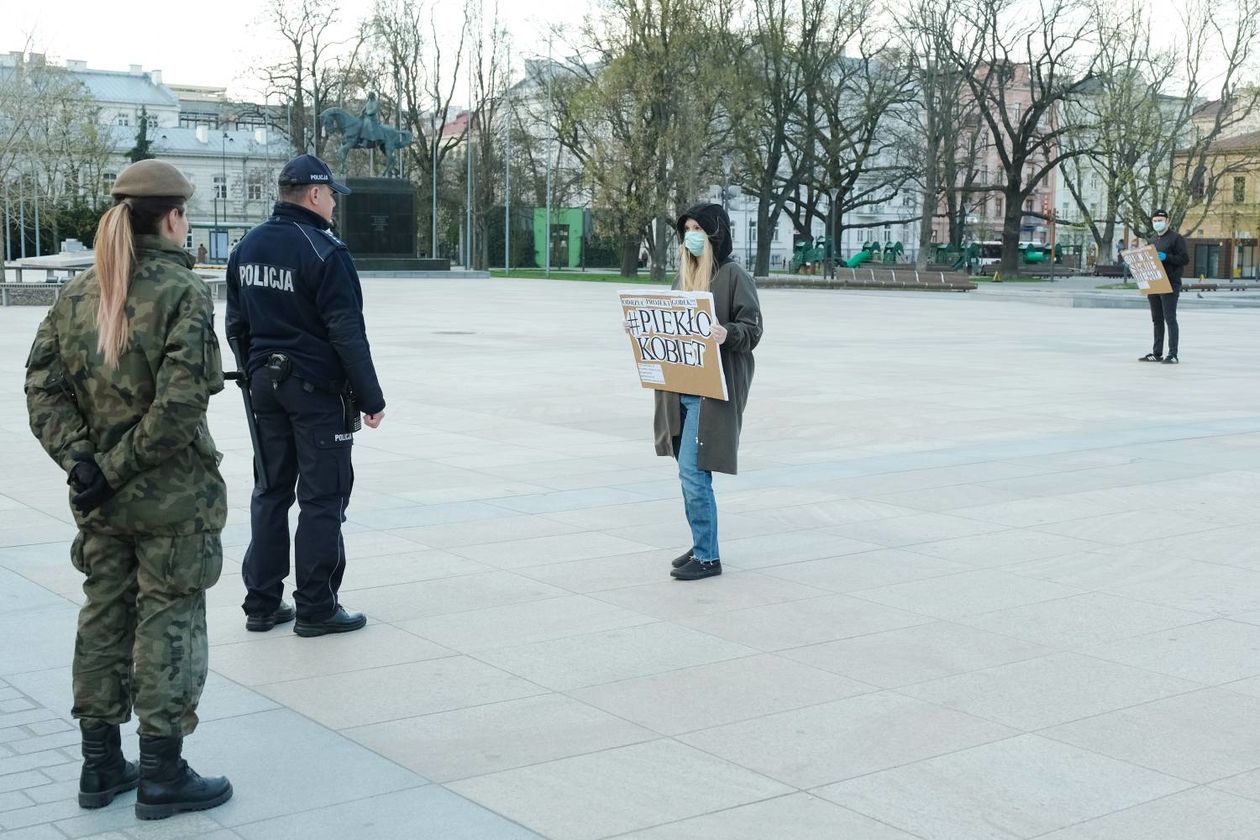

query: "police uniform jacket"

left=25, top=235, right=228, bottom=536
left=225, top=202, right=385, bottom=414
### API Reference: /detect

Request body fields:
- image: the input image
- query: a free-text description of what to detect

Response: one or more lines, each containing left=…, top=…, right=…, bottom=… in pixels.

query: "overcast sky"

left=11, top=0, right=1225, bottom=101
left=12, top=0, right=587, bottom=99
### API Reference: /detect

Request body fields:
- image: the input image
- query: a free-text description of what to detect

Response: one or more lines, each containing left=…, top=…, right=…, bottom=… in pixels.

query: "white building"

left=2, top=54, right=292, bottom=262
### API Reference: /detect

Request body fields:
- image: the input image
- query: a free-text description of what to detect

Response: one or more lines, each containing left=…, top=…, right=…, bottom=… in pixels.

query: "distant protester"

left=1139, top=209, right=1189, bottom=365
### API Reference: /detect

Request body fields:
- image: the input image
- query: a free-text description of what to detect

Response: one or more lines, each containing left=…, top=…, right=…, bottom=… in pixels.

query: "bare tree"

left=903, top=0, right=984, bottom=267
left=1120, top=0, right=1260, bottom=237
left=809, top=34, right=918, bottom=266
left=946, top=0, right=1101, bottom=275
left=1, top=53, right=113, bottom=252
left=731, top=0, right=829, bottom=276
left=369, top=0, right=468, bottom=257
left=259, top=0, right=347, bottom=156
left=542, top=0, right=739, bottom=279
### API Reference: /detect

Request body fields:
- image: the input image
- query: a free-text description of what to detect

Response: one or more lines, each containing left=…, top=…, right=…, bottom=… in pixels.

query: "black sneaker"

left=1161, top=355, right=1179, bottom=364
left=294, top=607, right=367, bottom=637
left=671, top=558, right=722, bottom=581
left=671, top=549, right=694, bottom=569
left=1139, top=353, right=1163, bottom=362
left=245, top=602, right=296, bottom=632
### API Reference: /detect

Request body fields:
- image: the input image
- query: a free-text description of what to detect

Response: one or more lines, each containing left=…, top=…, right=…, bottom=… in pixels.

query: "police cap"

left=111, top=160, right=195, bottom=200
left=278, top=154, right=351, bottom=194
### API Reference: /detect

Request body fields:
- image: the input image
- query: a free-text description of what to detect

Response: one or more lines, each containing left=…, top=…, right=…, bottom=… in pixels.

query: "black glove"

left=67, top=453, right=113, bottom=516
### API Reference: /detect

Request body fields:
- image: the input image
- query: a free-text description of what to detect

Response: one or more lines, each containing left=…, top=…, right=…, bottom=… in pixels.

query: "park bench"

left=759, top=266, right=975, bottom=292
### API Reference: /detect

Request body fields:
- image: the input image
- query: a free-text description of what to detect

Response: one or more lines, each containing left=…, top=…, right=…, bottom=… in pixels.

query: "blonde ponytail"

left=94, top=202, right=135, bottom=368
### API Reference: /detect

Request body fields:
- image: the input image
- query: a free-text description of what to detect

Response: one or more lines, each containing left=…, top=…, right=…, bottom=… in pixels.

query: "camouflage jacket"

left=25, top=235, right=227, bottom=536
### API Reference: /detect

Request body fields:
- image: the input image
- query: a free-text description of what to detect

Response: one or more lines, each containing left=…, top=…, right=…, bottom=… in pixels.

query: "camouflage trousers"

left=70, top=530, right=223, bottom=738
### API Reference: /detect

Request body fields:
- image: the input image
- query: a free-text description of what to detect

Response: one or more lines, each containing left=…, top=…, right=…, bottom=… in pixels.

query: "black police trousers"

left=242, top=369, right=353, bottom=623
left=1148, top=286, right=1180, bottom=358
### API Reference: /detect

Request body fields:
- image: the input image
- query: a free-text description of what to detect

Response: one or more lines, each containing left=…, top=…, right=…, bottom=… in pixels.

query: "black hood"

left=676, top=202, right=733, bottom=262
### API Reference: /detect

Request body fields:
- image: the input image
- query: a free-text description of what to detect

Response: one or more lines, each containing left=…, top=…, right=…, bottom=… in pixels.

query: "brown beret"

left=111, top=160, right=195, bottom=200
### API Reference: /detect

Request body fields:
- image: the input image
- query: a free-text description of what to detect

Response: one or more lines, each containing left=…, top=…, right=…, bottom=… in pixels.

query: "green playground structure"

left=845, top=241, right=880, bottom=268
left=790, top=237, right=832, bottom=272
left=790, top=238, right=907, bottom=272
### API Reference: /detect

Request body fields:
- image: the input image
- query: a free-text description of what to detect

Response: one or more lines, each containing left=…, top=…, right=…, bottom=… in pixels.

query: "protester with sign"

left=1141, top=209, right=1189, bottom=364
left=653, top=203, right=763, bottom=581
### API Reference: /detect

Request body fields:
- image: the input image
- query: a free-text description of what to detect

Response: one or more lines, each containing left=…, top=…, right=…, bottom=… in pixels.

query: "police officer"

left=25, top=159, right=232, bottom=819
left=1141, top=208, right=1190, bottom=365
left=226, top=154, right=385, bottom=637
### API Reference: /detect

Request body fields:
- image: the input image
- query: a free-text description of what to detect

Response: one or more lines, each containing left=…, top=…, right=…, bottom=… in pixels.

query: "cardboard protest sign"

left=620, top=290, right=728, bottom=401
left=1120, top=244, right=1174, bottom=295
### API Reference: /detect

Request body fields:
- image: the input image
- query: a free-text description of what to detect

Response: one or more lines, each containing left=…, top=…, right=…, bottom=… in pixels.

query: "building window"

left=180, top=113, right=216, bottom=129
left=213, top=175, right=227, bottom=200
left=884, top=224, right=892, bottom=243
left=995, top=198, right=1003, bottom=217
left=902, top=194, right=914, bottom=207
left=185, top=230, right=194, bottom=249
left=247, top=181, right=264, bottom=201
left=100, top=172, right=115, bottom=196
left=1234, top=177, right=1246, bottom=204
left=116, top=114, right=129, bottom=127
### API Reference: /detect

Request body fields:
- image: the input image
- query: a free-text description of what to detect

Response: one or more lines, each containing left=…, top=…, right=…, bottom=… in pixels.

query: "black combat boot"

left=79, top=720, right=139, bottom=808
left=135, top=735, right=232, bottom=820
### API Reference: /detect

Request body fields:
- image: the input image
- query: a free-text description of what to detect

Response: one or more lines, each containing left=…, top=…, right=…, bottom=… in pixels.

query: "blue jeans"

left=677, top=395, right=719, bottom=562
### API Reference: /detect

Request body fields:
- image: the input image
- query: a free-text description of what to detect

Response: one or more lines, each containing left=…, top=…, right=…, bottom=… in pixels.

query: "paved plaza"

left=3, top=278, right=1260, bottom=839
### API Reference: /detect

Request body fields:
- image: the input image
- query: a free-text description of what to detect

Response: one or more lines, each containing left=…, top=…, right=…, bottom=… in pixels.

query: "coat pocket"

left=69, top=531, right=88, bottom=574
left=162, top=533, right=224, bottom=594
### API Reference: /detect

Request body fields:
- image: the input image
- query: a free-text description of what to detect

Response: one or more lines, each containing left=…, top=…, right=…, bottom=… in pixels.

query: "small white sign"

left=637, top=363, right=665, bottom=384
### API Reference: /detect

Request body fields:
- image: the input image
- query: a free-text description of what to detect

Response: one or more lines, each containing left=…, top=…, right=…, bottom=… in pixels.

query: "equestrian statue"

left=319, top=93, right=413, bottom=178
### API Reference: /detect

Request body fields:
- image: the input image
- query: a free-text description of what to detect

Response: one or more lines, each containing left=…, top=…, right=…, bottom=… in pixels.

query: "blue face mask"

left=683, top=230, right=707, bottom=256
left=1152, top=220, right=1167, bottom=233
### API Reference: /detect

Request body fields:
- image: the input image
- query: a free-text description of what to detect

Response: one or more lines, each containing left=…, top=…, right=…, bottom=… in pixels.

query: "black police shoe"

left=294, top=607, right=367, bottom=637
left=245, top=602, right=296, bottom=632
left=671, top=549, right=694, bottom=569
left=671, top=558, right=722, bottom=581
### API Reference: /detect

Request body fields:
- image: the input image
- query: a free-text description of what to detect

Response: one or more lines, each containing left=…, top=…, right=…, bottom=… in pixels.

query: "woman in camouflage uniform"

left=24, top=160, right=232, bottom=820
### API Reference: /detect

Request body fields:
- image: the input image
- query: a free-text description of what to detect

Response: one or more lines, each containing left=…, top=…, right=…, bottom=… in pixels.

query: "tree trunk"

left=917, top=88, right=939, bottom=270
left=620, top=236, right=639, bottom=277
left=754, top=198, right=774, bottom=277
left=650, top=217, right=669, bottom=281
left=1000, top=186, right=1024, bottom=276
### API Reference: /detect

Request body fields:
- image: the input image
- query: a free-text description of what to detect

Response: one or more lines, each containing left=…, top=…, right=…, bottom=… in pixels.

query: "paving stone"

left=235, top=786, right=541, bottom=839
left=450, top=740, right=791, bottom=840
left=816, top=734, right=1190, bottom=840
left=1038, top=787, right=1260, bottom=839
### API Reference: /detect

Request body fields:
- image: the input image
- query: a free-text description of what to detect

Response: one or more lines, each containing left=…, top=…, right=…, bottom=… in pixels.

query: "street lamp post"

left=504, top=54, right=512, bottom=273
left=722, top=155, right=732, bottom=212
left=3, top=184, right=10, bottom=263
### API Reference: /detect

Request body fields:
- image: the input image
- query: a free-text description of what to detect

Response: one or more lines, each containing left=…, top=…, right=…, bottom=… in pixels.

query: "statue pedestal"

left=337, top=177, right=449, bottom=272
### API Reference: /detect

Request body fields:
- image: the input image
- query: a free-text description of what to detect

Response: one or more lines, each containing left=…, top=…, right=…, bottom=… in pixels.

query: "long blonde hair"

left=92, top=197, right=183, bottom=367
left=678, top=234, right=716, bottom=292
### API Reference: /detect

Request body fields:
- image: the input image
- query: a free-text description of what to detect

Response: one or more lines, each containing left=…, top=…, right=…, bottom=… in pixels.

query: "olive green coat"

left=25, top=235, right=227, bottom=536
left=653, top=261, right=763, bottom=474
